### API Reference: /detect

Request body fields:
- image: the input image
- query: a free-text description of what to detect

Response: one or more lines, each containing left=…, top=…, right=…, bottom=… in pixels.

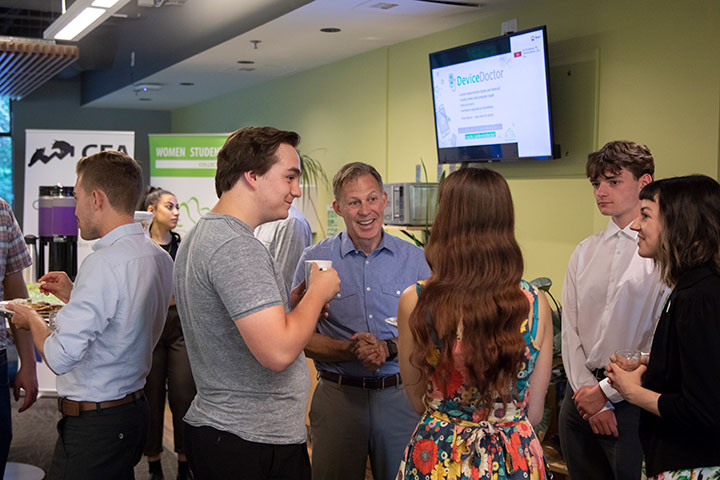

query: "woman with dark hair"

left=140, top=186, right=196, bottom=480
left=395, top=168, right=553, bottom=479
left=606, top=175, right=720, bottom=479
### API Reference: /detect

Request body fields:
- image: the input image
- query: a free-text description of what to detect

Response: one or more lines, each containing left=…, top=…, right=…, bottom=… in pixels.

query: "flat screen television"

left=429, top=26, right=556, bottom=164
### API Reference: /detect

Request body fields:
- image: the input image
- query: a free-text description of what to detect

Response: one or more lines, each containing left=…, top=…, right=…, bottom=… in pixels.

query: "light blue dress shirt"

left=44, top=223, right=174, bottom=402
left=293, top=230, right=430, bottom=378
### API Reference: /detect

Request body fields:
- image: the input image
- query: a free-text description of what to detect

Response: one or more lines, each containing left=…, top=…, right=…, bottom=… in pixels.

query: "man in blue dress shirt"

left=293, top=162, right=431, bottom=480
left=9, top=151, right=173, bottom=480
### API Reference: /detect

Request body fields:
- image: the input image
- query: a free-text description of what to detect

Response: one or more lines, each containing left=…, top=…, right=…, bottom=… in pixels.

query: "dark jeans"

left=559, top=386, right=642, bottom=480
left=0, top=349, right=10, bottom=478
left=184, top=422, right=311, bottom=480
left=48, top=396, right=150, bottom=480
left=144, top=306, right=196, bottom=456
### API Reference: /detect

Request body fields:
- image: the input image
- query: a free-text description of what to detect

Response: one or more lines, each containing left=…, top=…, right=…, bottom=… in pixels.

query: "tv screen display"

left=430, top=26, right=555, bottom=163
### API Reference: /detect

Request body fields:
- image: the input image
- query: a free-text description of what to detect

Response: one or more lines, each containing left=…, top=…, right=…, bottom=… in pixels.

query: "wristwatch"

left=385, top=339, right=398, bottom=361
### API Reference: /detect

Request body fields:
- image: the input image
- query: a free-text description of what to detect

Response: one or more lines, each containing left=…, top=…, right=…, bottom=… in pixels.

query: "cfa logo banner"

left=23, top=129, right=134, bottom=241
left=28, top=140, right=129, bottom=167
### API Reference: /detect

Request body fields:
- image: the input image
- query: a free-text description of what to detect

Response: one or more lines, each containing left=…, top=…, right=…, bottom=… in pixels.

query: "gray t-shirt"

left=174, top=212, right=310, bottom=445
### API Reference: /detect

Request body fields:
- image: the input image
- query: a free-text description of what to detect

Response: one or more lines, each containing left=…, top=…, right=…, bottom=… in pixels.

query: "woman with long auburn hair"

left=395, top=168, right=553, bottom=480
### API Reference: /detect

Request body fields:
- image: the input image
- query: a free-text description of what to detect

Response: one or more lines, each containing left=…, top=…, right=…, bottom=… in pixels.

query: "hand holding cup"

left=305, top=261, right=340, bottom=304
left=613, top=349, right=642, bottom=371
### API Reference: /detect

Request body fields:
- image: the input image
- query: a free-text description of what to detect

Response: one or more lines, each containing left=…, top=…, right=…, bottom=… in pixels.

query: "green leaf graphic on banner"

left=179, top=196, right=210, bottom=224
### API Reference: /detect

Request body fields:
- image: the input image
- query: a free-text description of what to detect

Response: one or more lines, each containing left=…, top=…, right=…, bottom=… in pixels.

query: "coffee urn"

left=38, top=185, right=78, bottom=280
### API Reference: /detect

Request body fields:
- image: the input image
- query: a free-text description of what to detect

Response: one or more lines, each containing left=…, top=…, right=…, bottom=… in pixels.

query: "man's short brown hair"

left=215, top=127, right=300, bottom=197
left=586, top=140, right=654, bottom=181
left=332, top=162, right=383, bottom=201
left=75, top=150, right=142, bottom=215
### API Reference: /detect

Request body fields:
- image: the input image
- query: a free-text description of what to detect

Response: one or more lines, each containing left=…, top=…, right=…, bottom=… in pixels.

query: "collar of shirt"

left=92, top=222, right=144, bottom=252
left=603, top=218, right=638, bottom=241
left=339, top=229, right=396, bottom=258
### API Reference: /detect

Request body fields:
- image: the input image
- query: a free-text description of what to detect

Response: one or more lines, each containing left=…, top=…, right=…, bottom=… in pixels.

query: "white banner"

left=148, top=133, right=321, bottom=238
left=23, top=129, right=135, bottom=270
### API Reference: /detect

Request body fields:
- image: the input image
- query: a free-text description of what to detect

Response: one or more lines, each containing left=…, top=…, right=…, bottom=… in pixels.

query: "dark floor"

left=8, top=392, right=179, bottom=479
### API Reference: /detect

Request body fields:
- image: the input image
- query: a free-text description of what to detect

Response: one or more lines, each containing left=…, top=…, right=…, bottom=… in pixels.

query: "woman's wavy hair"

left=409, top=167, right=528, bottom=405
left=639, top=175, right=720, bottom=285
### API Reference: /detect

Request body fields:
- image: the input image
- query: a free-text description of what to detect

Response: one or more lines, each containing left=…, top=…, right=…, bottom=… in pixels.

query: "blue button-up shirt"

left=44, top=223, right=173, bottom=402
left=293, top=230, right=430, bottom=377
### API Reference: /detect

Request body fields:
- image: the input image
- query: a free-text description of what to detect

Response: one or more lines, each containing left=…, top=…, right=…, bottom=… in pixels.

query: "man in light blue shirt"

left=293, top=162, right=430, bottom=480
left=10, top=151, right=173, bottom=480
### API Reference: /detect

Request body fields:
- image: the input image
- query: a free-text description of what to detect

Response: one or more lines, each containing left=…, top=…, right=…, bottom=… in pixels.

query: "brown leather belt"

left=319, top=371, right=401, bottom=390
left=57, top=390, right=144, bottom=416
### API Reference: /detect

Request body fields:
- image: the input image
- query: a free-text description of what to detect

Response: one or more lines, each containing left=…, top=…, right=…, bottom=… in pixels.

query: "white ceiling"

left=84, top=0, right=524, bottom=110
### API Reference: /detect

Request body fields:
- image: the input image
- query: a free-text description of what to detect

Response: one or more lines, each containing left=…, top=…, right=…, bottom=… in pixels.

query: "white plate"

left=384, top=317, right=398, bottom=327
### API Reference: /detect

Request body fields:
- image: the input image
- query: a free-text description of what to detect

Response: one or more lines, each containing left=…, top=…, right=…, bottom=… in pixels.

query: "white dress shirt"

left=562, top=219, right=669, bottom=407
left=44, top=223, right=174, bottom=402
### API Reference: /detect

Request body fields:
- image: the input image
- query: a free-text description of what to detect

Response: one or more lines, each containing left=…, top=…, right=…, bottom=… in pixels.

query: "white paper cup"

left=305, top=260, right=332, bottom=287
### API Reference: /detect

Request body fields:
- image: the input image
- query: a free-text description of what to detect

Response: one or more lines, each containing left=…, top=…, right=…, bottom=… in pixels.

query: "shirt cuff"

left=599, top=377, right=624, bottom=404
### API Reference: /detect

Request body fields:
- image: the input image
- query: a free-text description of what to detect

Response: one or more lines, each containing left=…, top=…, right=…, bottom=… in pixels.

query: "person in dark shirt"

left=139, top=186, right=196, bottom=480
left=606, top=174, right=720, bottom=479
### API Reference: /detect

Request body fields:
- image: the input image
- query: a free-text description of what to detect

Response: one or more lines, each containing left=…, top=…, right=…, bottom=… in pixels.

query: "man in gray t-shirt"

left=174, top=127, right=339, bottom=480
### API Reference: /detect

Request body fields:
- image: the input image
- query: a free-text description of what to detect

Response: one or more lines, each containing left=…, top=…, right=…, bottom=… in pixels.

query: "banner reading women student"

left=149, top=134, right=226, bottom=237
left=150, top=133, right=321, bottom=236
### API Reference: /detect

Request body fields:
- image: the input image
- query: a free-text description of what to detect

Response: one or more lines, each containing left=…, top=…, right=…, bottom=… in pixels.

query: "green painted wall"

left=171, top=0, right=720, bottom=293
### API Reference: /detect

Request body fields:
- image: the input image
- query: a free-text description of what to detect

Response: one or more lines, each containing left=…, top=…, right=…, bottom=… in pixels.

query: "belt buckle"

left=362, top=377, right=368, bottom=389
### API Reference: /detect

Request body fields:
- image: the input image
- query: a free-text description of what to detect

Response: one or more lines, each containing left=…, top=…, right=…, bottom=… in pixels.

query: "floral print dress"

left=397, top=280, right=552, bottom=480
left=643, top=466, right=720, bottom=480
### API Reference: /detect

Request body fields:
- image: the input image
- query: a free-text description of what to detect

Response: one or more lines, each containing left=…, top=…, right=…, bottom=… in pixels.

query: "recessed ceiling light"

left=237, top=60, right=255, bottom=64
left=320, top=27, right=341, bottom=33
left=180, top=82, right=195, bottom=86
left=370, top=2, right=398, bottom=9
left=134, top=83, right=162, bottom=93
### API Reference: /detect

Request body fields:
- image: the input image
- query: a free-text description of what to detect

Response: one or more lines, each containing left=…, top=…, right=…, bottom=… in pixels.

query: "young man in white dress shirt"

left=559, top=141, right=669, bottom=479
left=9, top=151, right=174, bottom=479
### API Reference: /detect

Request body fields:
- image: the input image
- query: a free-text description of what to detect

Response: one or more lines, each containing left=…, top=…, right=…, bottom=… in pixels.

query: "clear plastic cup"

left=615, top=349, right=642, bottom=371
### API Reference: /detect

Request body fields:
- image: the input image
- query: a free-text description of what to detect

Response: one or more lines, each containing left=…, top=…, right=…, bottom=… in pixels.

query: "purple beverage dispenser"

left=38, top=185, right=78, bottom=280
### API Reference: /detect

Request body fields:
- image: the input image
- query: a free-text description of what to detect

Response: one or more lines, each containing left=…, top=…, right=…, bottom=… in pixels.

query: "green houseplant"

left=298, top=150, right=330, bottom=237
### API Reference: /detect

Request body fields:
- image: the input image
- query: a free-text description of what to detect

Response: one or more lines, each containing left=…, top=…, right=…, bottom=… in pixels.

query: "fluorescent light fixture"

left=54, top=8, right=105, bottom=41
left=44, top=0, right=133, bottom=41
